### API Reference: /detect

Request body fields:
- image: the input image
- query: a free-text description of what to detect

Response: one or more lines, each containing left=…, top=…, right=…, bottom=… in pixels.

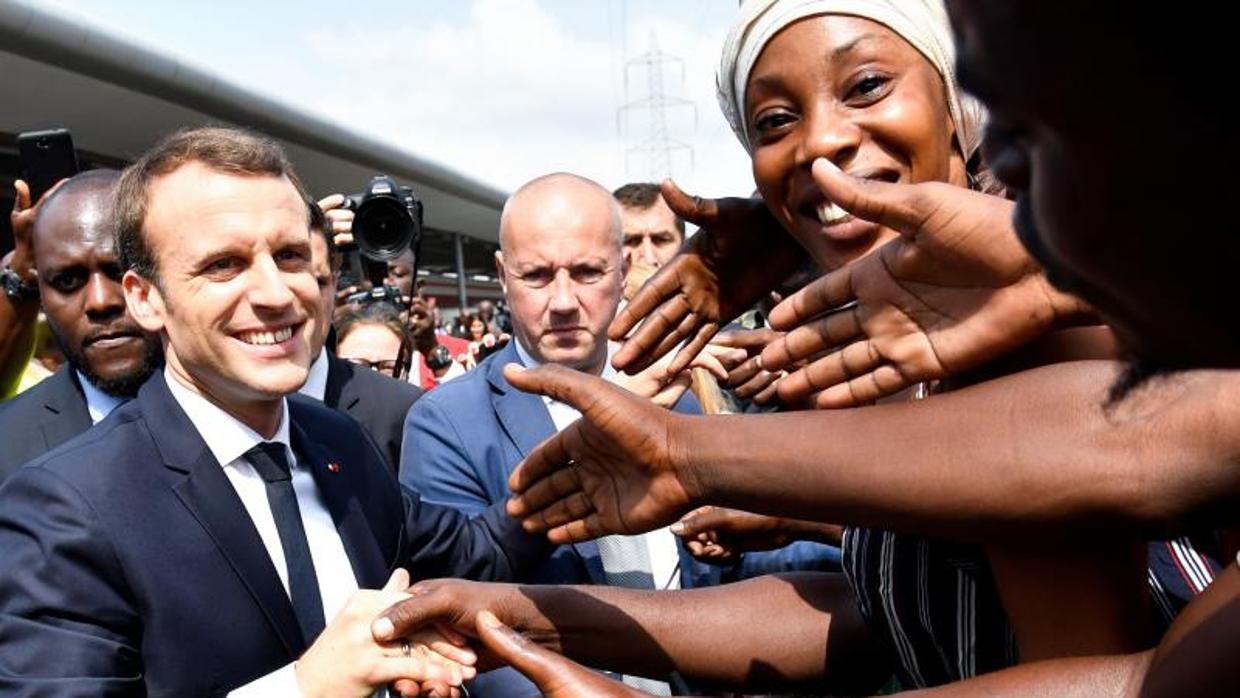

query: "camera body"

left=336, top=175, right=424, bottom=304
left=344, top=175, right=423, bottom=262
left=343, top=285, right=404, bottom=307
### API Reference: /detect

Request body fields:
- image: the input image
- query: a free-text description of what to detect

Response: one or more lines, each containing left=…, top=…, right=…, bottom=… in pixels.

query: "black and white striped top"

left=842, top=527, right=1223, bottom=689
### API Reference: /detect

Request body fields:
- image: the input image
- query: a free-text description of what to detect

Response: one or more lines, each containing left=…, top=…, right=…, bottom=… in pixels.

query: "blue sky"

left=49, top=0, right=754, bottom=197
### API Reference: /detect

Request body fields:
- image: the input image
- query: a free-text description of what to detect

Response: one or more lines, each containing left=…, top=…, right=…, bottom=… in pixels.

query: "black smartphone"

left=17, top=129, right=80, bottom=202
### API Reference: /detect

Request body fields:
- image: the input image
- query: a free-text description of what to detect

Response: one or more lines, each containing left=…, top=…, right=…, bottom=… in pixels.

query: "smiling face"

left=747, top=15, right=967, bottom=270
left=123, top=163, right=319, bottom=421
left=34, top=177, right=159, bottom=397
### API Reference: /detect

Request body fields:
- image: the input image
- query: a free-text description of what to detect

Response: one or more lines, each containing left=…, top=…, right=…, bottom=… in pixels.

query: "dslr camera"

left=338, top=175, right=424, bottom=305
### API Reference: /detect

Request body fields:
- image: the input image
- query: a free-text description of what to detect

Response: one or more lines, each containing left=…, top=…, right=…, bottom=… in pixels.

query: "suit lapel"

left=38, top=368, right=93, bottom=451
left=486, top=344, right=557, bottom=460
left=486, top=346, right=606, bottom=583
left=291, top=415, right=388, bottom=590
left=141, top=375, right=306, bottom=657
left=323, top=353, right=359, bottom=411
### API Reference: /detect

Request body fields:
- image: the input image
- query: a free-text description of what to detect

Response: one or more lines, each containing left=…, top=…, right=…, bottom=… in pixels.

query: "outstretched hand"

left=474, top=611, right=652, bottom=698
left=503, top=364, right=703, bottom=544
left=609, top=180, right=805, bottom=376
left=760, top=158, right=1089, bottom=408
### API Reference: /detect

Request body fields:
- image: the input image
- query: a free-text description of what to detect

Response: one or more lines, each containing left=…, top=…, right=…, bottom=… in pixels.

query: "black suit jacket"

left=323, top=352, right=421, bottom=472
left=0, top=366, right=92, bottom=483
left=0, top=372, right=549, bottom=696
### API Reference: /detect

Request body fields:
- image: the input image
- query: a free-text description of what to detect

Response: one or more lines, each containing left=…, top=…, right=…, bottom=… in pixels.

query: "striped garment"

left=841, top=527, right=1224, bottom=689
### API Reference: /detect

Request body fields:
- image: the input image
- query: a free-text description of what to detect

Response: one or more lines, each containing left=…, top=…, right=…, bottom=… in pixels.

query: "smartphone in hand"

left=17, top=129, right=80, bottom=202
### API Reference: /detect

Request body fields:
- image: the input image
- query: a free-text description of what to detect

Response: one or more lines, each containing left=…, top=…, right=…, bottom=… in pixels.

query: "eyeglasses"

left=343, top=357, right=405, bottom=379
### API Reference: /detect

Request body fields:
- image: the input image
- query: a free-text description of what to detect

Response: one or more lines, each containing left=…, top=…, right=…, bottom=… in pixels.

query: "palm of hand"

left=855, top=194, right=1048, bottom=380
left=568, top=413, right=691, bottom=538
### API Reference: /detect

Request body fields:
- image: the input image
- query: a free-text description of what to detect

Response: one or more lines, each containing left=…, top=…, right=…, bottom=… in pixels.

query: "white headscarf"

left=716, top=0, right=986, bottom=159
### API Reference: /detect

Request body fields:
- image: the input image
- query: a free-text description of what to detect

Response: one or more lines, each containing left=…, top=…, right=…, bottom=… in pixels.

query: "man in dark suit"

left=0, top=170, right=161, bottom=482
left=0, top=127, right=546, bottom=696
left=298, top=204, right=420, bottom=472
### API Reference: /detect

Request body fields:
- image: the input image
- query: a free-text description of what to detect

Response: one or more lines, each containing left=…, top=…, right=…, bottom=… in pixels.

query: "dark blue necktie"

left=244, top=441, right=326, bottom=647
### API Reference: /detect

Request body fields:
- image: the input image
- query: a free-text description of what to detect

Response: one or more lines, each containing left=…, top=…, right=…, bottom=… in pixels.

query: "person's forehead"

left=341, top=324, right=401, bottom=355
left=619, top=201, right=678, bottom=236
left=144, top=164, right=307, bottom=254
left=749, top=15, right=916, bottom=90
left=33, top=192, right=116, bottom=261
left=505, top=212, right=618, bottom=265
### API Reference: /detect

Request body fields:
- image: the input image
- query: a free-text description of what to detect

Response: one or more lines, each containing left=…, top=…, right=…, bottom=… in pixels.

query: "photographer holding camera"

left=300, top=185, right=424, bottom=471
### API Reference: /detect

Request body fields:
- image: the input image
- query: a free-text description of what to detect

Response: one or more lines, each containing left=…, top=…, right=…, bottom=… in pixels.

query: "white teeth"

left=816, top=201, right=850, bottom=225
left=239, top=326, right=293, bottom=346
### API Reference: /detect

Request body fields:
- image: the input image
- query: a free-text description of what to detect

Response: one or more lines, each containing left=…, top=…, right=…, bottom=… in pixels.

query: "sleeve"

left=399, top=397, right=491, bottom=516
left=0, top=467, right=145, bottom=696
left=398, top=488, right=553, bottom=583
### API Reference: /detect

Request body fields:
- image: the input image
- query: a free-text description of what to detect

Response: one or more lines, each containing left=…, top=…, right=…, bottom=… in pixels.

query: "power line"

left=617, top=29, right=696, bottom=181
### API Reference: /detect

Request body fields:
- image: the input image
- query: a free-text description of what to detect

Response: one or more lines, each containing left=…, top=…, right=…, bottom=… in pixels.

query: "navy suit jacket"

left=0, top=372, right=549, bottom=696
left=324, top=351, right=422, bottom=472
left=0, top=366, right=93, bottom=483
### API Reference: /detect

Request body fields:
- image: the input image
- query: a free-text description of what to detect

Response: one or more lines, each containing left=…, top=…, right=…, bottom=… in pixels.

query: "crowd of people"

left=0, top=0, right=1234, bottom=696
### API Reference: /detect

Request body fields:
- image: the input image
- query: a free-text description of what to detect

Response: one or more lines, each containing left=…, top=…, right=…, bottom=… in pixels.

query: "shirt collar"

left=163, top=366, right=293, bottom=469
left=299, top=351, right=330, bottom=402
left=76, top=370, right=126, bottom=424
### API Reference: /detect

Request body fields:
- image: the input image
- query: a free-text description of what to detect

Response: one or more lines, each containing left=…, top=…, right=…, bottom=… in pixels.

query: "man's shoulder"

left=290, top=392, right=369, bottom=432
left=12, top=399, right=151, bottom=485
left=0, top=367, right=78, bottom=423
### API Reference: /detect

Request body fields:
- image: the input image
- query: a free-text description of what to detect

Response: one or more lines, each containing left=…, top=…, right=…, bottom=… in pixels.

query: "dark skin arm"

left=673, top=506, right=842, bottom=563
left=376, top=573, right=889, bottom=695
left=1, top=181, right=41, bottom=399
left=505, top=361, right=1240, bottom=545
left=443, top=567, right=1240, bottom=698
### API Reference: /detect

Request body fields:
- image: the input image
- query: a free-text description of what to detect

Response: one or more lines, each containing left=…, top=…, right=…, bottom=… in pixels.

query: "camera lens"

left=354, top=197, right=414, bottom=261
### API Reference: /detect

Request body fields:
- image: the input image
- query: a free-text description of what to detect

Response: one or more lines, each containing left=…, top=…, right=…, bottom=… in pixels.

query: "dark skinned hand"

left=503, top=364, right=702, bottom=544
left=609, top=180, right=805, bottom=376
left=760, top=158, right=1090, bottom=408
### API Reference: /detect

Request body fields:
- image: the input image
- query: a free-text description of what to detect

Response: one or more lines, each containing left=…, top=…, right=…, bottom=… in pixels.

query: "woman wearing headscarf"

left=622, top=0, right=1216, bottom=688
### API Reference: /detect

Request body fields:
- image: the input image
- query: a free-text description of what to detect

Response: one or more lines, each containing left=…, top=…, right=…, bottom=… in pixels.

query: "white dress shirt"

left=76, top=371, right=125, bottom=424
left=163, top=368, right=359, bottom=696
left=511, top=340, right=681, bottom=590
left=298, top=351, right=330, bottom=402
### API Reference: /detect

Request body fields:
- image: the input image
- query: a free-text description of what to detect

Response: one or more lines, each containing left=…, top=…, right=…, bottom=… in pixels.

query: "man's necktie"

left=595, top=534, right=672, bottom=695
left=244, top=442, right=326, bottom=647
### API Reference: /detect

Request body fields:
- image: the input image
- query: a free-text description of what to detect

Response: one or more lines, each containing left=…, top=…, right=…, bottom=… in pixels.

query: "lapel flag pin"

left=328, top=462, right=341, bottom=473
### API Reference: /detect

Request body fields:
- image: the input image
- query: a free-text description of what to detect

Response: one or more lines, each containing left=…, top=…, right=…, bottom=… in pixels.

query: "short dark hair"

left=115, top=126, right=314, bottom=283
left=307, top=201, right=342, bottom=273
left=612, top=182, right=685, bottom=236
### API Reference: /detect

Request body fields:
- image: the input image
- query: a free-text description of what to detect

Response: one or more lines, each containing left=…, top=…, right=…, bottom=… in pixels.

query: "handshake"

left=316, top=572, right=639, bottom=698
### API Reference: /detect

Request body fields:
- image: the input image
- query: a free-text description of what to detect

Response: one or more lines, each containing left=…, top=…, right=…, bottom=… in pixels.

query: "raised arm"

left=504, top=361, right=1240, bottom=545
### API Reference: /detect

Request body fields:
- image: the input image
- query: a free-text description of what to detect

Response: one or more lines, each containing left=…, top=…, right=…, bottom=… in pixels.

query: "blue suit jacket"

left=0, top=372, right=550, bottom=696
left=402, top=342, right=729, bottom=589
